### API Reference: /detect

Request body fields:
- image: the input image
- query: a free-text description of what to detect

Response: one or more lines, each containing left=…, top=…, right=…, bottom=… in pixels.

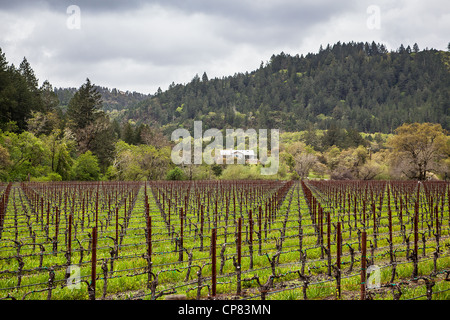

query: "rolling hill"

left=121, top=41, right=449, bottom=135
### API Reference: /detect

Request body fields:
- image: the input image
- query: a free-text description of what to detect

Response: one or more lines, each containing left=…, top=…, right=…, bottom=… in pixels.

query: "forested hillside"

left=54, top=86, right=149, bottom=117
left=0, top=42, right=449, bottom=182
left=125, top=41, right=450, bottom=134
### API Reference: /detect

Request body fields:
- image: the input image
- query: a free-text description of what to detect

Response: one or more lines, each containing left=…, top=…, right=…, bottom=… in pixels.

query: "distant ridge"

left=120, top=41, right=449, bottom=134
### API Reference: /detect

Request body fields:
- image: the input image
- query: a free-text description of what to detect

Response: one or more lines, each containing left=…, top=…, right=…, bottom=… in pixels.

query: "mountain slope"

left=54, top=86, right=149, bottom=117
left=124, top=41, right=450, bottom=134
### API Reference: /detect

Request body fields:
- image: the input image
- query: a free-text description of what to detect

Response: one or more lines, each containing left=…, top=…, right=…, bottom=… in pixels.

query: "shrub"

left=71, top=151, right=100, bottom=181
left=166, top=167, right=186, bottom=180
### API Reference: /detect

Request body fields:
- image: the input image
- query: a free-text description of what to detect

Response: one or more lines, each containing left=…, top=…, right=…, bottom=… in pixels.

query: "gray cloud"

left=0, top=0, right=147, bottom=13
left=0, top=0, right=448, bottom=94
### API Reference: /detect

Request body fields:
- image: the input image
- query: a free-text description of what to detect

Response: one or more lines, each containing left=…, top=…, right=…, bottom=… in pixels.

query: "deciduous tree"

left=66, top=79, right=115, bottom=170
left=387, top=123, right=448, bottom=180
left=72, top=151, right=100, bottom=181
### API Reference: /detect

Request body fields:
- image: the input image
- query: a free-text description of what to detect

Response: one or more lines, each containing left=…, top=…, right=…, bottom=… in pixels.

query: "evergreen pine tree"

left=66, top=78, right=115, bottom=170
left=19, top=57, right=39, bottom=92
left=40, top=80, right=59, bottom=112
left=66, top=78, right=103, bottom=130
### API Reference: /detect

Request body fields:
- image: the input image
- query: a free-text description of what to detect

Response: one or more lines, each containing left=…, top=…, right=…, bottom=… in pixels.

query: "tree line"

left=0, top=43, right=449, bottom=182
left=0, top=47, right=173, bottom=181
left=125, top=41, right=449, bottom=135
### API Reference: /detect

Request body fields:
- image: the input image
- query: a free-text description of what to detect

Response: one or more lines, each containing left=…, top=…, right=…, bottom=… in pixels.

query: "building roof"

left=219, top=149, right=255, bottom=156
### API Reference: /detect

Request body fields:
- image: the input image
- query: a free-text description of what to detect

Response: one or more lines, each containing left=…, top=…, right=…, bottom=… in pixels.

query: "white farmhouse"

left=218, top=149, right=258, bottom=164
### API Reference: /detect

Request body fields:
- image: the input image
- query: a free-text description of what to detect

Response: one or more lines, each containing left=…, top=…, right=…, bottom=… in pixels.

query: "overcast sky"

left=0, top=0, right=448, bottom=94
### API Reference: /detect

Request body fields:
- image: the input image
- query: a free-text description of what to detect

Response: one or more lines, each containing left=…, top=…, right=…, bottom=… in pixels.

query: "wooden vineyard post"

left=414, top=201, right=419, bottom=257
left=200, top=205, right=204, bottom=251
left=372, top=201, right=377, bottom=248
left=249, top=209, right=253, bottom=269
left=319, top=206, right=324, bottom=259
left=236, top=217, right=242, bottom=296
left=360, top=231, right=367, bottom=300
left=95, top=191, right=99, bottom=228
left=388, top=185, right=393, bottom=245
left=68, top=212, right=72, bottom=263
left=214, top=199, right=218, bottom=229
left=124, top=197, right=127, bottom=228
left=147, top=215, right=152, bottom=258
left=179, top=208, right=184, bottom=262
left=388, top=204, right=393, bottom=243
left=327, top=210, right=331, bottom=277
left=108, top=193, right=111, bottom=220
left=54, top=207, right=59, bottom=254
left=115, top=206, right=119, bottom=247
left=237, top=217, right=242, bottom=267
left=448, top=187, right=450, bottom=228
left=211, top=227, right=217, bottom=298
left=269, top=197, right=273, bottom=226
left=264, top=202, right=268, bottom=239
left=225, top=198, right=230, bottom=243
left=399, top=197, right=403, bottom=226
left=362, top=199, right=366, bottom=228
left=168, top=200, right=171, bottom=226
left=90, top=226, right=98, bottom=300
left=258, top=206, right=262, bottom=255
left=40, top=198, right=44, bottom=226
left=232, top=190, right=237, bottom=224
left=0, top=195, right=3, bottom=238
left=81, top=197, right=85, bottom=231
left=388, top=194, right=393, bottom=263
left=336, top=222, right=342, bottom=299
left=312, top=197, right=316, bottom=226
left=435, top=205, right=440, bottom=239
left=412, top=200, right=419, bottom=279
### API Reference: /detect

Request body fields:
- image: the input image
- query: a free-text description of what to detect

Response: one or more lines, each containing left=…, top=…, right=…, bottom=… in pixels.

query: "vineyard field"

left=0, top=180, right=449, bottom=300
